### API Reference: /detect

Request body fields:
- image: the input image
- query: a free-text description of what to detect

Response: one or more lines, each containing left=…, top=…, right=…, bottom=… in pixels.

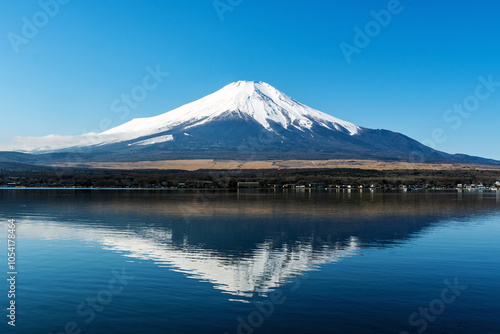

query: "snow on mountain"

left=0, top=81, right=361, bottom=152
left=128, top=134, right=174, bottom=146
left=103, top=80, right=361, bottom=140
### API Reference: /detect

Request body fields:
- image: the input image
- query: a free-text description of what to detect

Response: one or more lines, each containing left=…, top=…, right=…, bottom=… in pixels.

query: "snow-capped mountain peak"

left=1, top=81, right=495, bottom=165
left=102, top=81, right=361, bottom=140
left=1, top=81, right=364, bottom=152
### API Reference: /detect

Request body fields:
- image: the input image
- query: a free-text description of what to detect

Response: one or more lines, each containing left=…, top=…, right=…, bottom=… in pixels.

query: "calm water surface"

left=1, top=189, right=499, bottom=334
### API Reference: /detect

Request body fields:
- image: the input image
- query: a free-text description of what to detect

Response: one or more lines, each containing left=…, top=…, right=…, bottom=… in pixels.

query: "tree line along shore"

left=1, top=167, right=500, bottom=189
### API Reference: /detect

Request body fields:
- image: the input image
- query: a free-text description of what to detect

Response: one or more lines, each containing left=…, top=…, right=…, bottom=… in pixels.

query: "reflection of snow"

left=103, top=235, right=359, bottom=299
left=18, top=220, right=358, bottom=301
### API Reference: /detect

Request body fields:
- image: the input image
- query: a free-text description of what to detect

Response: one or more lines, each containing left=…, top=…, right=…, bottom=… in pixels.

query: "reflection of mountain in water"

left=102, top=230, right=360, bottom=299
left=2, top=189, right=499, bottom=301
left=19, top=220, right=360, bottom=300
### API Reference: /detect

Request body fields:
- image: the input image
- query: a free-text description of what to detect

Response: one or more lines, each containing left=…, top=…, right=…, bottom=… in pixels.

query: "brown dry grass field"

left=55, top=159, right=500, bottom=171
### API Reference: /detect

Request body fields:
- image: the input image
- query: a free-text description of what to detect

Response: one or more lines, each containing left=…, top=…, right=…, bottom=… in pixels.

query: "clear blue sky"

left=1, top=0, right=500, bottom=159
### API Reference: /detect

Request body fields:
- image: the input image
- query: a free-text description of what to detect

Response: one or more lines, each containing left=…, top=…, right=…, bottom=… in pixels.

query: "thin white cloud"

left=0, top=132, right=122, bottom=152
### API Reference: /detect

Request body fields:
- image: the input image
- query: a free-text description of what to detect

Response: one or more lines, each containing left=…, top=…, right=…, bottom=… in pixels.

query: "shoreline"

left=1, top=187, right=499, bottom=192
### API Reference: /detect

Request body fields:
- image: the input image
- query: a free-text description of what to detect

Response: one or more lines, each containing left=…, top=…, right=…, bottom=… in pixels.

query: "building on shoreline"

left=237, top=182, right=260, bottom=188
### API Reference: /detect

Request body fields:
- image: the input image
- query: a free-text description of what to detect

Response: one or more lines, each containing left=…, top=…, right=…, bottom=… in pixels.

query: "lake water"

left=1, top=189, right=499, bottom=334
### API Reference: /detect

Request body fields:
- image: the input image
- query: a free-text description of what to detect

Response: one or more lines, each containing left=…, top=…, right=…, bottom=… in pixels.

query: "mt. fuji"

left=1, top=81, right=497, bottom=164
left=106, top=80, right=361, bottom=138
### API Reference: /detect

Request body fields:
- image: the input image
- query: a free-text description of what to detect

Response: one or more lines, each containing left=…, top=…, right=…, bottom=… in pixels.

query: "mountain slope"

left=1, top=81, right=498, bottom=165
